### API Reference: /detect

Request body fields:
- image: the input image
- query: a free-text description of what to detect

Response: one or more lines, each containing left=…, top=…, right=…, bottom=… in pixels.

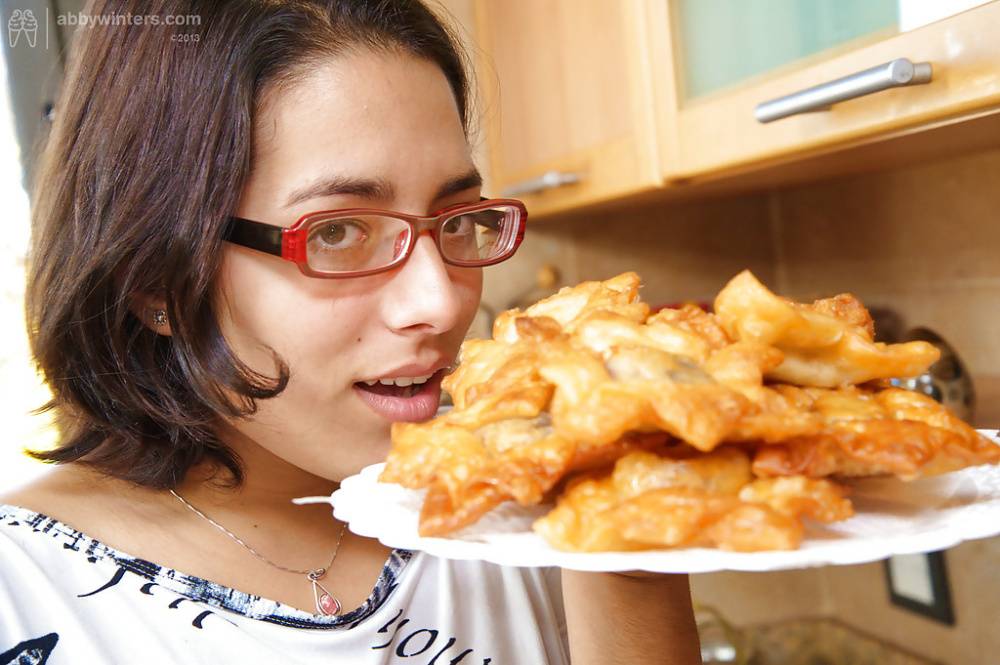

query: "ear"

left=130, top=293, right=173, bottom=336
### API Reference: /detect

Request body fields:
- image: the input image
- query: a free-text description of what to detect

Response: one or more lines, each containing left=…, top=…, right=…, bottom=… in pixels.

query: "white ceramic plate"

left=306, top=429, right=1000, bottom=573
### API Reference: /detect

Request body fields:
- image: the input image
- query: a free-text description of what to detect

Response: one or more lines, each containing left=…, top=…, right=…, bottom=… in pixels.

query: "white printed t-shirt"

left=0, top=504, right=570, bottom=664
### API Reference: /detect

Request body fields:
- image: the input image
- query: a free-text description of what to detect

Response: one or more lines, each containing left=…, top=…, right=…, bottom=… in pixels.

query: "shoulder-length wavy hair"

left=25, top=0, right=473, bottom=489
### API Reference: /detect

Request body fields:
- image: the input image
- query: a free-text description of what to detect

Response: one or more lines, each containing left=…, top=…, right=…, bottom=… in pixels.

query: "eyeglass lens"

left=305, top=205, right=516, bottom=274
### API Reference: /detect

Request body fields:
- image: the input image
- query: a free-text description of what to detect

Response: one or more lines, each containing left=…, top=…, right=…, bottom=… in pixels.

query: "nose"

left=381, top=232, right=465, bottom=335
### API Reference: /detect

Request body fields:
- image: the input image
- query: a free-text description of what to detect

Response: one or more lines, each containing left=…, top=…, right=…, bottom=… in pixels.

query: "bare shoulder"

left=0, top=464, right=96, bottom=514
left=0, top=464, right=174, bottom=546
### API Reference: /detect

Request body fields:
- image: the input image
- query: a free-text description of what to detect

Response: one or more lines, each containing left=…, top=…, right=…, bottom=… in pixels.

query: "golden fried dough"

left=386, top=412, right=671, bottom=537
left=379, top=269, right=998, bottom=550
left=441, top=337, right=518, bottom=410
left=715, top=271, right=939, bottom=387
left=442, top=323, right=557, bottom=415
left=419, top=480, right=509, bottom=538
left=449, top=299, right=754, bottom=451
left=385, top=416, right=573, bottom=536
left=492, top=272, right=647, bottom=344
left=533, top=449, right=850, bottom=552
left=750, top=388, right=1000, bottom=479
left=415, top=433, right=672, bottom=538
left=384, top=416, right=571, bottom=499
left=646, top=304, right=732, bottom=352
left=738, top=476, right=853, bottom=523
left=572, top=309, right=716, bottom=364
left=610, top=447, right=753, bottom=494
left=540, top=341, right=752, bottom=452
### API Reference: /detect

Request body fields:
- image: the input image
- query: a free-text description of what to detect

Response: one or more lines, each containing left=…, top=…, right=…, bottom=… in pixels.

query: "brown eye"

left=310, top=219, right=368, bottom=251
left=305, top=215, right=408, bottom=273
left=442, top=215, right=475, bottom=236
left=320, top=224, right=346, bottom=245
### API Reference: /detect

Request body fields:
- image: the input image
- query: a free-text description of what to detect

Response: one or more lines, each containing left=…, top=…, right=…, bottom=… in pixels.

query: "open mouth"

left=353, top=369, right=442, bottom=398
left=354, top=381, right=427, bottom=399
left=352, top=367, right=448, bottom=422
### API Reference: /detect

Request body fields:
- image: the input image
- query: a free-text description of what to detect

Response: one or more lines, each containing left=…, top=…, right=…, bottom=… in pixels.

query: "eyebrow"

left=283, top=168, right=483, bottom=209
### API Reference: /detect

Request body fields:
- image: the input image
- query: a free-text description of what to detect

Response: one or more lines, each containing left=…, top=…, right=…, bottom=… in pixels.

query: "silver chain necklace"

left=169, top=489, right=347, bottom=616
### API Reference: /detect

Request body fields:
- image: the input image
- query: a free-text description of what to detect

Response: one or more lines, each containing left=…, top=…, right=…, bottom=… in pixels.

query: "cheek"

left=454, top=267, right=484, bottom=326
left=215, top=247, right=376, bottom=381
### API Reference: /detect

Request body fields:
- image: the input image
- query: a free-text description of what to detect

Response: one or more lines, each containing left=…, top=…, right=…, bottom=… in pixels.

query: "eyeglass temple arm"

left=224, top=216, right=283, bottom=256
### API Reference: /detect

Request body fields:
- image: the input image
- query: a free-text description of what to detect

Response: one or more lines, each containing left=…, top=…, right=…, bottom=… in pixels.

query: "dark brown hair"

left=25, top=0, right=473, bottom=488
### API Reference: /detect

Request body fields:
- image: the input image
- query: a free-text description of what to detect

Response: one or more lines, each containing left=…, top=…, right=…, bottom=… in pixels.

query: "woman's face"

left=215, top=51, right=483, bottom=481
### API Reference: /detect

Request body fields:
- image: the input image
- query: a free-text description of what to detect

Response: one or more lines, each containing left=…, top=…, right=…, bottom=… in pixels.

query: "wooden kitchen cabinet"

left=472, top=0, right=661, bottom=217
left=647, top=0, right=1000, bottom=183
left=471, top=1, right=1000, bottom=215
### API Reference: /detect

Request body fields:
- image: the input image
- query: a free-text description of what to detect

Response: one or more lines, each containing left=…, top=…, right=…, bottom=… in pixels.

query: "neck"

left=175, top=423, right=338, bottom=522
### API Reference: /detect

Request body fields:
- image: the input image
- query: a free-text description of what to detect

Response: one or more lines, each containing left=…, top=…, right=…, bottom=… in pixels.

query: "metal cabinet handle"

left=755, top=58, right=933, bottom=124
left=500, top=170, right=583, bottom=197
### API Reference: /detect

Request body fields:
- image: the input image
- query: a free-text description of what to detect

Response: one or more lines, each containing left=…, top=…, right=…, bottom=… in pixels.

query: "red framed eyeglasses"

left=222, top=197, right=527, bottom=278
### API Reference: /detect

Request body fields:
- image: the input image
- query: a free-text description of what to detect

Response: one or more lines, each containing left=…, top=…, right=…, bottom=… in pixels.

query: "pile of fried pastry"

left=380, top=271, right=999, bottom=552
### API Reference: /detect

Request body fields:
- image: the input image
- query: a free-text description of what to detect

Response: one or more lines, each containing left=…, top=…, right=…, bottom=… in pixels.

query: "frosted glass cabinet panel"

left=674, top=0, right=899, bottom=101
left=672, top=0, right=994, bottom=103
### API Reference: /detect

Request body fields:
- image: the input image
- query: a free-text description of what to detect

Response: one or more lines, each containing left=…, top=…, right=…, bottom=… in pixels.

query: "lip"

left=359, top=357, right=452, bottom=382
left=353, top=367, right=446, bottom=422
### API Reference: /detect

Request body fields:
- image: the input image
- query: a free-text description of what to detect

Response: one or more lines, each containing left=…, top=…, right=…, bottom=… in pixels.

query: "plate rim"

left=328, top=429, right=1000, bottom=573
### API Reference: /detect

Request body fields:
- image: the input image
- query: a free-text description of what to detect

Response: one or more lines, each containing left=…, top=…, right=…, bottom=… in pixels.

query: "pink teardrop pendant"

left=308, top=571, right=342, bottom=616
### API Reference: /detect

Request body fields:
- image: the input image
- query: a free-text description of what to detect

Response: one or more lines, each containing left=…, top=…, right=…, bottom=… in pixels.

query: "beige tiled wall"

left=688, top=567, right=831, bottom=626
left=821, top=538, right=1000, bottom=665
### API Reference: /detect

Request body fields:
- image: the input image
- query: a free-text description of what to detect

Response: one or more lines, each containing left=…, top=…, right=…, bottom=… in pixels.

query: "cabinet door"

left=474, top=0, right=660, bottom=217
left=648, top=0, right=1000, bottom=182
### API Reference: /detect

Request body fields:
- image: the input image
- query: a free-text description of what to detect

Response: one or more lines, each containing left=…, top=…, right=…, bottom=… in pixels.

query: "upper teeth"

left=363, top=373, right=433, bottom=387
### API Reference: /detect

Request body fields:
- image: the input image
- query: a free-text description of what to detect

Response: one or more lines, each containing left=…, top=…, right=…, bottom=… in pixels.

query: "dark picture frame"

left=883, top=550, right=955, bottom=625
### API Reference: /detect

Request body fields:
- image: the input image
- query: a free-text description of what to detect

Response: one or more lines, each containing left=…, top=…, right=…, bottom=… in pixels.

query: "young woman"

left=0, top=1, right=700, bottom=662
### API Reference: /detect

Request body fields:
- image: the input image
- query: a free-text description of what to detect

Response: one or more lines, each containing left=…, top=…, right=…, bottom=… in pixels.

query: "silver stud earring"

left=151, top=309, right=168, bottom=327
